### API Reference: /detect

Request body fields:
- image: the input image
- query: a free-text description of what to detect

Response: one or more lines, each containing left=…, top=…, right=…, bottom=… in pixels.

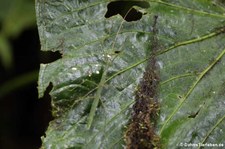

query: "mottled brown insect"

left=125, top=16, right=161, bottom=149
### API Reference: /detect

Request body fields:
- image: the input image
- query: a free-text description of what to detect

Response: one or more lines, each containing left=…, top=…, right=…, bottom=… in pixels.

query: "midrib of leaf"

left=160, top=48, right=225, bottom=135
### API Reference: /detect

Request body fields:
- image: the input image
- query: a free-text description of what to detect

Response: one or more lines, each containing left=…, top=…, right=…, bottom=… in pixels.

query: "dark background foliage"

left=0, top=27, right=54, bottom=149
left=0, top=0, right=54, bottom=148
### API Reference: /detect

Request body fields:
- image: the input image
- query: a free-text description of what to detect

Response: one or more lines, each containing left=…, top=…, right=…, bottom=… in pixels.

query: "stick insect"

left=86, top=7, right=139, bottom=129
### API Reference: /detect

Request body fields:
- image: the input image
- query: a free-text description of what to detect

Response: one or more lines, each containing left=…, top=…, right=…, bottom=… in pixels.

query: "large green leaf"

left=36, top=0, right=225, bottom=148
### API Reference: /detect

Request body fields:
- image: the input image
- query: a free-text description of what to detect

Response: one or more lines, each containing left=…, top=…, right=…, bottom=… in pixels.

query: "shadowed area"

left=105, top=1, right=150, bottom=22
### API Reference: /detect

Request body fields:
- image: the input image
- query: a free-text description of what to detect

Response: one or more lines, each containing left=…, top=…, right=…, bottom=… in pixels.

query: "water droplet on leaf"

left=72, top=67, right=77, bottom=71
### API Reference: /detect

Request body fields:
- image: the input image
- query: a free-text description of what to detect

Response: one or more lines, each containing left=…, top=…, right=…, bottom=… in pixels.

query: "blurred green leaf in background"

left=0, top=0, right=53, bottom=149
left=0, top=0, right=36, bottom=69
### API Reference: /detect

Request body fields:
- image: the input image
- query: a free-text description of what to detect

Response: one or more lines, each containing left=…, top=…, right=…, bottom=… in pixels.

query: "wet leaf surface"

left=36, top=0, right=225, bottom=148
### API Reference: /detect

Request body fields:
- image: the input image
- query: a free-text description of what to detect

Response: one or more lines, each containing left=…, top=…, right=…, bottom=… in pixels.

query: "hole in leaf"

left=39, top=51, right=62, bottom=64
left=39, top=82, right=54, bottom=137
left=105, top=1, right=150, bottom=22
left=114, top=50, right=121, bottom=54
left=188, top=109, right=201, bottom=119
